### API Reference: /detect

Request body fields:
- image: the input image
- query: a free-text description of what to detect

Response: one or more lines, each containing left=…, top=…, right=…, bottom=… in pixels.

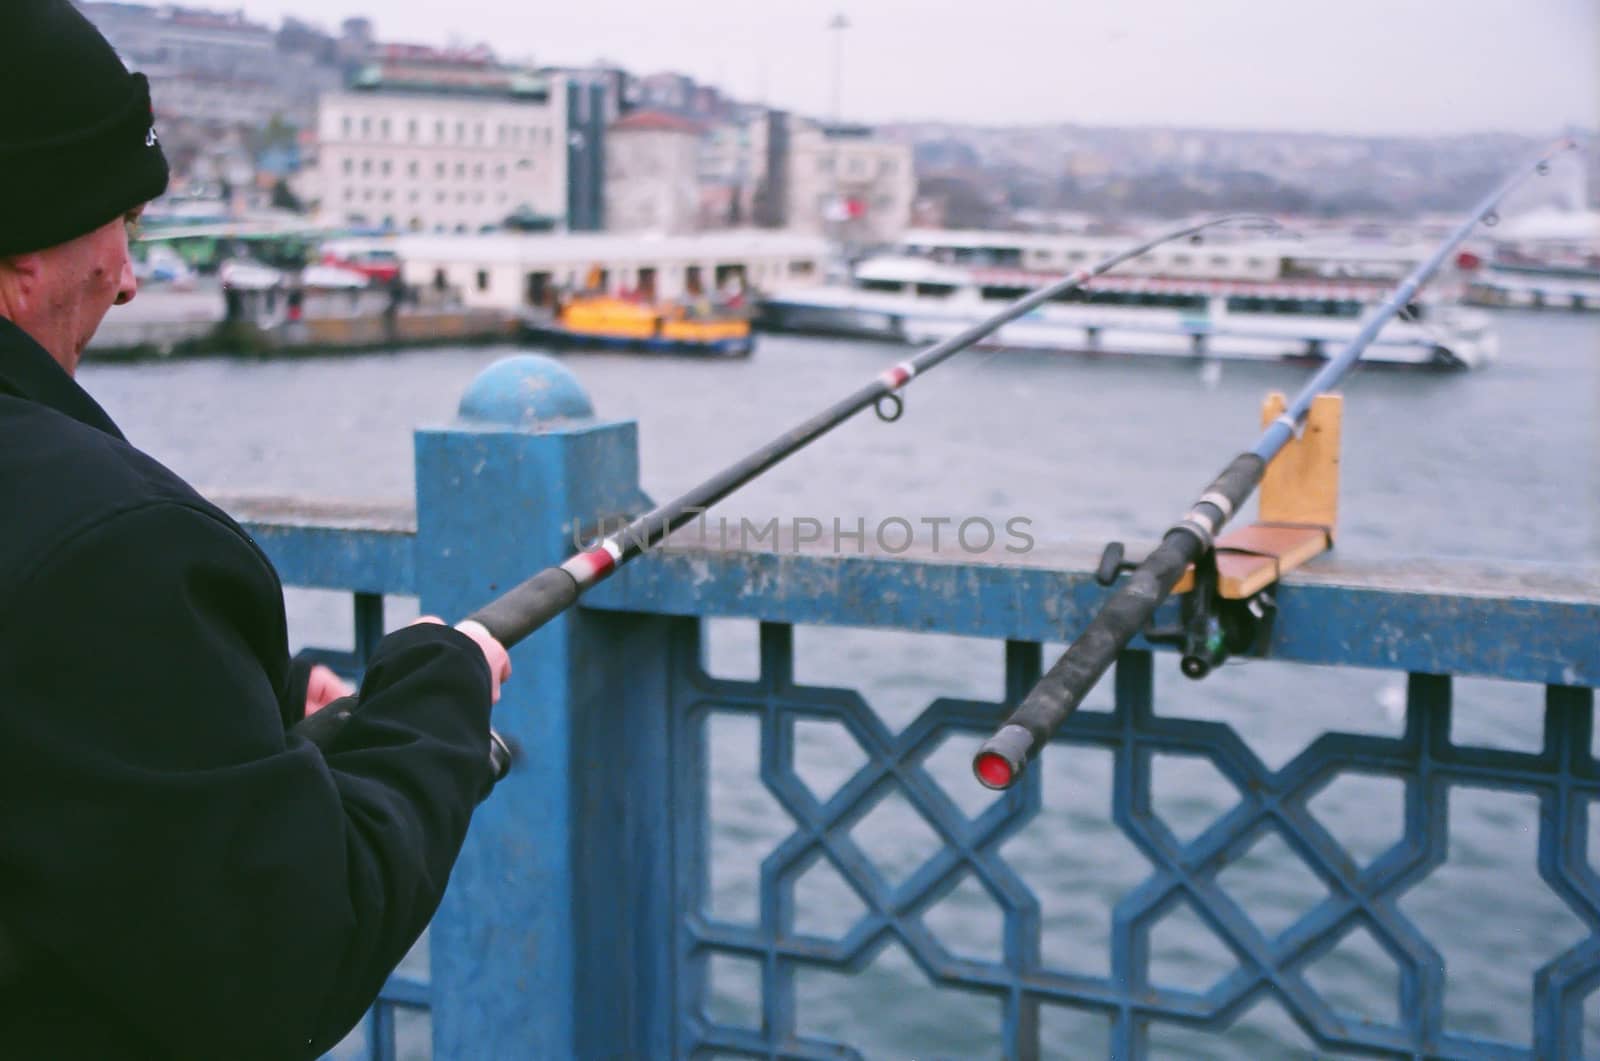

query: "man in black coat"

left=0, top=2, right=513, bottom=1057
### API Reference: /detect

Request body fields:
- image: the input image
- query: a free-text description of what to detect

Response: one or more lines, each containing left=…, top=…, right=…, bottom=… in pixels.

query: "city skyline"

left=214, top=0, right=1594, bottom=138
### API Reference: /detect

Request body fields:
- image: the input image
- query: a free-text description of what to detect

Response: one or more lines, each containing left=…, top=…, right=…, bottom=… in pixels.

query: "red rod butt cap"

left=973, top=723, right=1034, bottom=790
left=973, top=752, right=1015, bottom=790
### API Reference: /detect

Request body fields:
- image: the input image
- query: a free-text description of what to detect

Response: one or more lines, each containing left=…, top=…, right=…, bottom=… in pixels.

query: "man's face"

left=0, top=209, right=142, bottom=376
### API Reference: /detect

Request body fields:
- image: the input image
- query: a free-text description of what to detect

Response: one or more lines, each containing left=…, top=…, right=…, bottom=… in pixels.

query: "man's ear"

left=0, top=252, right=44, bottom=313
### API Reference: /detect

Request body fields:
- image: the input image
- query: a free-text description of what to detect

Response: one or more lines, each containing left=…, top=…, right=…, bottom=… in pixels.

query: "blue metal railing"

left=231, top=355, right=1599, bottom=1060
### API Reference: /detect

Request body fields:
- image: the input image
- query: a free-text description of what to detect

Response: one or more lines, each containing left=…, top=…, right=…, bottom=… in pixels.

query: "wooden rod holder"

left=1172, top=391, right=1340, bottom=599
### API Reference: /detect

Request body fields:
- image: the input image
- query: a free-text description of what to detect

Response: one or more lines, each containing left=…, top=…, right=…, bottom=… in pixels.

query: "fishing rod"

left=971, top=139, right=1576, bottom=793
left=292, top=213, right=1282, bottom=776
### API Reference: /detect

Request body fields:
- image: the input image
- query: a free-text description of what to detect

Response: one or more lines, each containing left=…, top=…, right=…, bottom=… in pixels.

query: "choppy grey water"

left=81, top=311, right=1599, bottom=1059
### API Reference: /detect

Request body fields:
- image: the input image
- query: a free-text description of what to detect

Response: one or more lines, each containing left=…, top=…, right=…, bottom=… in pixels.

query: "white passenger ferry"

left=757, top=229, right=1498, bottom=369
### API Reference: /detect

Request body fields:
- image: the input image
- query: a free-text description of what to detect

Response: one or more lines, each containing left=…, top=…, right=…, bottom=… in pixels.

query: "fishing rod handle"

left=287, top=566, right=581, bottom=790
left=974, top=453, right=1264, bottom=789
left=465, top=565, right=581, bottom=648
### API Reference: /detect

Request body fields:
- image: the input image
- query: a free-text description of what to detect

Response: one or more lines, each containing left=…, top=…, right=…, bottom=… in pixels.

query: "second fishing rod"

left=293, top=213, right=1280, bottom=774
left=972, top=139, right=1575, bottom=792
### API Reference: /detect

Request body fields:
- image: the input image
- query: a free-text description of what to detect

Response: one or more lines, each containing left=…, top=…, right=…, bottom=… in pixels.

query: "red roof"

left=610, top=110, right=702, bottom=136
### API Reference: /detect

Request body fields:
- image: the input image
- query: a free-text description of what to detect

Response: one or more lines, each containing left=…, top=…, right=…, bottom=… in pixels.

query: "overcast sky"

left=236, top=0, right=1597, bottom=137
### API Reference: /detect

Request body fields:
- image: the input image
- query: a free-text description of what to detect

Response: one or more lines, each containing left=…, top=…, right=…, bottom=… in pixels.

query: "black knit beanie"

left=0, top=0, right=170, bottom=256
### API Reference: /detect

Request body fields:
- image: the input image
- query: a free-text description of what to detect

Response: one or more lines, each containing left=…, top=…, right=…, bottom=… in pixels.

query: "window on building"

left=476, top=270, right=489, bottom=292
left=475, top=123, right=484, bottom=143
left=1172, top=254, right=1192, bottom=266
left=383, top=189, right=393, bottom=202
left=455, top=121, right=465, bottom=142
left=474, top=163, right=483, bottom=179
left=410, top=190, right=419, bottom=202
left=342, top=115, right=352, bottom=137
left=363, top=189, right=373, bottom=201
left=817, top=156, right=834, bottom=174
left=495, top=164, right=506, bottom=180
left=344, top=188, right=354, bottom=201
left=880, top=159, right=896, bottom=176
left=518, top=159, right=532, bottom=170
left=436, top=119, right=445, bottom=141
left=343, top=158, right=353, bottom=175
left=361, top=159, right=371, bottom=175
left=380, top=118, right=390, bottom=139
left=456, top=192, right=466, bottom=203
left=544, top=129, right=551, bottom=145
left=407, top=119, right=417, bottom=141
left=436, top=161, right=446, bottom=178
left=436, top=191, right=446, bottom=203
left=788, top=260, right=816, bottom=276
left=1210, top=255, right=1230, bottom=267
left=408, top=161, right=419, bottom=177
left=381, top=160, right=391, bottom=176
left=361, top=116, right=371, bottom=137
left=456, top=163, right=465, bottom=179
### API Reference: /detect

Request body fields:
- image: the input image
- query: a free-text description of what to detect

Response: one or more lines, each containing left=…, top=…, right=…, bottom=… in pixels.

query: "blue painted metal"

left=238, top=362, right=1599, bottom=1060
left=248, top=523, right=414, bottom=595
left=456, top=353, right=596, bottom=428
left=413, top=376, right=670, bottom=1059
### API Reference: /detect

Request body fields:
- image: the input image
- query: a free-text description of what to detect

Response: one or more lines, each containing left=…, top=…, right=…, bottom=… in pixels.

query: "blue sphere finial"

left=458, top=354, right=595, bottom=428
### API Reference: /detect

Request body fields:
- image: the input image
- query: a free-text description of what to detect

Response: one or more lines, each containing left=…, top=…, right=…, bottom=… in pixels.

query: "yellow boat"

left=522, top=293, right=754, bottom=357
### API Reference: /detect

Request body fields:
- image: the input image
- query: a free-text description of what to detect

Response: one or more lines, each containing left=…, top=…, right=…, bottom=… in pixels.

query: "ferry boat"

left=757, top=229, right=1498, bottom=369
left=521, top=293, right=754, bottom=357
left=1463, top=262, right=1600, bottom=312
left=1459, top=207, right=1600, bottom=312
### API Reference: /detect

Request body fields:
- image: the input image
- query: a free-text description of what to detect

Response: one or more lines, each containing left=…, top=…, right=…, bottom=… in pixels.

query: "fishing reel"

left=1095, top=541, right=1276, bottom=679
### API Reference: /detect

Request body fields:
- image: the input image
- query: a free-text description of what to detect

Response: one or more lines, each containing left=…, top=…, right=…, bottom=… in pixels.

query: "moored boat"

left=522, top=293, right=754, bottom=356
left=758, top=230, right=1498, bottom=369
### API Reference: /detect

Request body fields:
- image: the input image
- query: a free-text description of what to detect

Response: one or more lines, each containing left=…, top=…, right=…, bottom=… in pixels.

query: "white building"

left=330, top=231, right=829, bottom=308
left=82, top=3, right=338, bottom=128
left=787, top=124, right=915, bottom=245
left=604, top=111, right=702, bottom=235
left=314, top=62, right=568, bottom=234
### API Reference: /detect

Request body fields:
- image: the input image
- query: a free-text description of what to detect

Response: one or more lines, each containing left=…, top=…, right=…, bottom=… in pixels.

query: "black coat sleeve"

left=281, top=652, right=317, bottom=728
left=0, top=501, right=494, bottom=1059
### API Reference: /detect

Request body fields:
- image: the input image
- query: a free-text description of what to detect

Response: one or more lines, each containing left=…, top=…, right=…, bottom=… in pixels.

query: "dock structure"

left=231, top=356, right=1600, bottom=1060
left=333, top=229, right=831, bottom=311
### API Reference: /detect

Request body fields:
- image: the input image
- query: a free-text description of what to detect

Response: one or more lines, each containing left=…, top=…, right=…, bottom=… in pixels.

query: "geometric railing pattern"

left=672, top=622, right=1599, bottom=1061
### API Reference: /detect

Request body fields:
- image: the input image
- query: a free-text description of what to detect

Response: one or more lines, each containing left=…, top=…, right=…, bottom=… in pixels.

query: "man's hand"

left=411, top=616, right=512, bottom=703
left=303, top=664, right=354, bottom=717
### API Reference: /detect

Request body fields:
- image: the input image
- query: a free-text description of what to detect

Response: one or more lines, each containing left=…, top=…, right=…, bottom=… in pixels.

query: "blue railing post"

left=414, top=354, right=673, bottom=1058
